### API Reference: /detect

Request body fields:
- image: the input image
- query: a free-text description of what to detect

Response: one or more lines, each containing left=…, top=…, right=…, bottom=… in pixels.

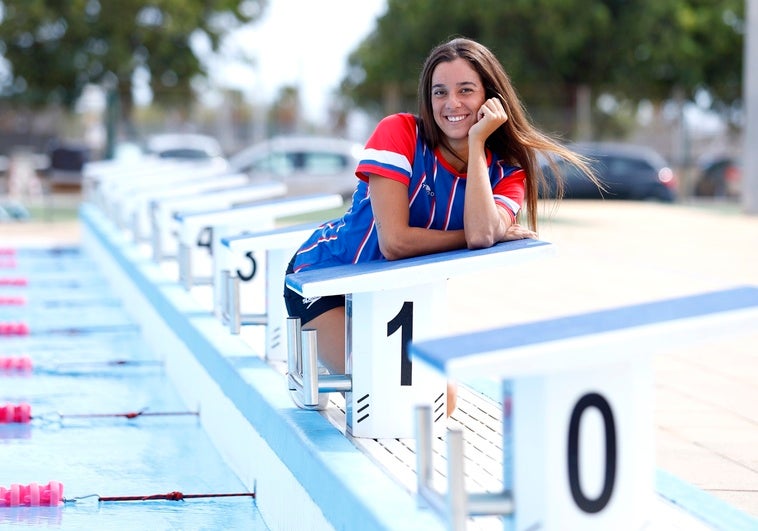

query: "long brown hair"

left=417, top=37, right=596, bottom=230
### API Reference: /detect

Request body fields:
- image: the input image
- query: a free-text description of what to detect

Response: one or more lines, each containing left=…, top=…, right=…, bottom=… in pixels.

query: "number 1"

left=387, top=301, right=413, bottom=386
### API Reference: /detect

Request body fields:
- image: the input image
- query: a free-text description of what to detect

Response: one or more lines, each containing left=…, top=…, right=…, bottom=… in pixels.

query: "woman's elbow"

left=378, top=238, right=409, bottom=261
left=466, top=235, right=496, bottom=250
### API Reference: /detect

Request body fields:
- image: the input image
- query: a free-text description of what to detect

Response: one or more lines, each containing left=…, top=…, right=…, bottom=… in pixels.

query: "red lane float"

left=0, top=403, right=32, bottom=423
left=0, top=259, right=17, bottom=268
left=0, top=356, right=33, bottom=372
left=0, top=249, right=15, bottom=256
left=0, top=482, right=63, bottom=507
left=0, top=322, right=30, bottom=336
left=0, top=296, right=25, bottom=306
left=0, top=278, right=27, bottom=286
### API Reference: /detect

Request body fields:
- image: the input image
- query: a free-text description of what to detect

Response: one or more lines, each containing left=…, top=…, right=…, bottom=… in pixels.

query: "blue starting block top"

left=286, top=238, right=553, bottom=297
left=220, top=221, right=324, bottom=248
left=411, top=286, right=758, bottom=379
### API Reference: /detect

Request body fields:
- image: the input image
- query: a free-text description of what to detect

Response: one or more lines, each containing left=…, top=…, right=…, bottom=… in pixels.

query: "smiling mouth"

left=446, top=115, right=467, bottom=123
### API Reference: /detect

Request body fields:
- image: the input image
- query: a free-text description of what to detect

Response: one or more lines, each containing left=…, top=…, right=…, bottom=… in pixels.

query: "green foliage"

left=341, top=0, right=744, bottom=131
left=0, top=0, right=266, bottom=109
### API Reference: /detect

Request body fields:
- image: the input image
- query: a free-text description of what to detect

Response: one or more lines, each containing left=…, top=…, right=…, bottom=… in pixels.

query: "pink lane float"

left=0, top=356, right=33, bottom=372
left=0, top=322, right=30, bottom=336
left=0, top=277, right=27, bottom=286
left=0, top=482, right=64, bottom=507
left=0, top=296, right=25, bottom=306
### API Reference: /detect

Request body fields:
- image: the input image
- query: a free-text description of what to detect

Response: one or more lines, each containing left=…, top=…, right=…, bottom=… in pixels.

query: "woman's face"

left=430, top=58, right=486, bottom=145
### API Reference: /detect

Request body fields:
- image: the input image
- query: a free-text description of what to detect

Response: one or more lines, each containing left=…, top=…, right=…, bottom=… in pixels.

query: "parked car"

left=228, top=136, right=364, bottom=198
left=145, top=133, right=224, bottom=160
left=541, top=142, right=677, bottom=202
left=693, top=156, right=741, bottom=199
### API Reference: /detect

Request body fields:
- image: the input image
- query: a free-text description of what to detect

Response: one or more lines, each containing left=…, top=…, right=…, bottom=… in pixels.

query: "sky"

left=206, top=0, right=387, bottom=124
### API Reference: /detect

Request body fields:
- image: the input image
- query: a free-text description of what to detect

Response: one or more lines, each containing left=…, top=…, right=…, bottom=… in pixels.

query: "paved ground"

left=3, top=193, right=758, bottom=518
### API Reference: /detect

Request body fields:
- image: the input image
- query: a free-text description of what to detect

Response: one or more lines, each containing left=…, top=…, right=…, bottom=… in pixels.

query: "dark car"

left=693, top=156, right=741, bottom=199
left=541, top=142, right=677, bottom=202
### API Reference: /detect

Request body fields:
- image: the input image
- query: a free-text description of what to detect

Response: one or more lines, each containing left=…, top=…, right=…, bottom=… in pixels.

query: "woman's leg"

left=302, top=306, right=346, bottom=374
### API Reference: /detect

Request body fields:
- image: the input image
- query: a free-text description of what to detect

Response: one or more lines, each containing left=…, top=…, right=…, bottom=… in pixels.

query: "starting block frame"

left=220, top=222, right=325, bottom=361
left=149, top=181, right=287, bottom=262
left=173, top=194, right=344, bottom=315
left=410, top=286, right=758, bottom=530
left=284, top=239, right=555, bottom=439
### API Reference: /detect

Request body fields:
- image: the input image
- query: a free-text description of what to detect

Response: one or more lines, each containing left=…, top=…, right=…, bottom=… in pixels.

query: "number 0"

left=567, top=392, right=617, bottom=513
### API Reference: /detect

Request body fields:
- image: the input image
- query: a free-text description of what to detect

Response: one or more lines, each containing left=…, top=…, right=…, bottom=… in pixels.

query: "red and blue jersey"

left=292, top=113, right=526, bottom=273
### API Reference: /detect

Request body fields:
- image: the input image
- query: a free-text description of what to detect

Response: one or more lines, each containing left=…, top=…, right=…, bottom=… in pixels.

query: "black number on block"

left=387, top=301, right=413, bottom=386
left=567, top=392, right=617, bottom=513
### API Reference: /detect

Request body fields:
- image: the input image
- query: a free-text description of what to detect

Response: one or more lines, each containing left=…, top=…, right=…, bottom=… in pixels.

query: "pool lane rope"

left=0, top=296, right=25, bottom=306
left=0, top=355, right=163, bottom=374
left=0, top=322, right=140, bottom=336
left=0, top=482, right=255, bottom=507
left=0, top=403, right=198, bottom=425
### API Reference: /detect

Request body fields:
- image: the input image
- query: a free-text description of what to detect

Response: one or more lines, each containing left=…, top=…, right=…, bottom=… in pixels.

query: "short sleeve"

left=355, top=113, right=417, bottom=185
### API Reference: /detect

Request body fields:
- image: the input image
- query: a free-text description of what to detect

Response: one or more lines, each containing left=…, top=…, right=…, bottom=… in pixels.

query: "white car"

left=228, top=136, right=364, bottom=198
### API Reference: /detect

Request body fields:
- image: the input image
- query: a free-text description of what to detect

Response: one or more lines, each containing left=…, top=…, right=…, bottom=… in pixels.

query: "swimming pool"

left=0, top=247, right=269, bottom=530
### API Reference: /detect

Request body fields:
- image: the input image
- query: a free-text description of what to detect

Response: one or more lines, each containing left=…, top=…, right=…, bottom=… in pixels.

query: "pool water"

left=1, top=247, right=269, bottom=530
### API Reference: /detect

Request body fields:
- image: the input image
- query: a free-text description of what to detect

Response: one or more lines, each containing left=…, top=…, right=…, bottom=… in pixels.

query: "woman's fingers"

left=503, top=224, right=537, bottom=241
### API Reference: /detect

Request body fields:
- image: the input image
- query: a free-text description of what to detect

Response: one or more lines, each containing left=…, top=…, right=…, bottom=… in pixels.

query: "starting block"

left=285, top=239, right=554, bottom=439
left=98, top=159, right=230, bottom=228
left=173, top=194, right=344, bottom=316
left=220, top=222, right=326, bottom=361
left=410, top=286, right=758, bottom=530
left=149, top=181, right=287, bottom=262
left=126, top=172, right=251, bottom=242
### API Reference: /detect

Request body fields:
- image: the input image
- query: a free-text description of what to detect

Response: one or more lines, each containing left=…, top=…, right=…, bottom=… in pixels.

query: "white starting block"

left=99, top=159, right=230, bottom=226
left=125, top=172, right=251, bottom=242
left=410, top=286, right=758, bottom=530
left=219, top=222, right=325, bottom=361
left=284, top=239, right=555, bottom=439
left=149, top=181, right=287, bottom=262
left=174, top=194, right=344, bottom=315
left=83, top=157, right=179, bottom=202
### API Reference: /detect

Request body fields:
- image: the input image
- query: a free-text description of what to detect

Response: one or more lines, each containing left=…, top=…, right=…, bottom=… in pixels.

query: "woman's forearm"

left=463, top=141, right=509, bottom=248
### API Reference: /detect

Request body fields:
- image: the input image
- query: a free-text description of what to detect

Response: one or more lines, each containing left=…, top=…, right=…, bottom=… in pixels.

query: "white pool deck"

left=70, top=199, right=758, bottom=531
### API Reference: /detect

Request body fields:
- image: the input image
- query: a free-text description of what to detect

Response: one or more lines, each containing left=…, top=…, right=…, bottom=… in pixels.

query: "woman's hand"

left=500, top=223, right=537, bottom=242
left=468, top=97, right=508, bottom=144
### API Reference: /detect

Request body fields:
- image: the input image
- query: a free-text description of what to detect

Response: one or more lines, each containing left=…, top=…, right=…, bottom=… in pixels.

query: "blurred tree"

left=341, top=0, right=744, bottom=137
left=0, top=0, right=266, bottom=132
left=267, top=85, right=301, bottom=135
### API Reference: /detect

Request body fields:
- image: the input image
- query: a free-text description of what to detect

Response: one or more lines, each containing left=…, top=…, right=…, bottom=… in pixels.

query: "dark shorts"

left=284, top=256, right=345, bottom=324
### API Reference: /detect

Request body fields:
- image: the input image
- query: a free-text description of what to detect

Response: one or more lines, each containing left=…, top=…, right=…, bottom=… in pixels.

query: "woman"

left=284, top=37, right=594, bottom=413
